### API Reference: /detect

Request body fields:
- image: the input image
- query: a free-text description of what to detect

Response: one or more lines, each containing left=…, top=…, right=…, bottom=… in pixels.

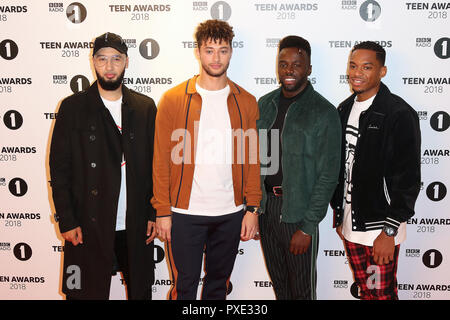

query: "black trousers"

left=169, top=210, right=244, bottom=300
left=112, top=230, right=152, bottom=300
left=259, top=193, right=319, bottom=300
left=112, top=230, right=130, bottom=293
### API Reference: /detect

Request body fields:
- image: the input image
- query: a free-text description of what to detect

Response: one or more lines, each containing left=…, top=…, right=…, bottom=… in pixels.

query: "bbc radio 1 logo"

left=2, top=110, right=23, bottom=130
left=66, top=2, right=87, bottom=24
left=70, top=75, right=90, bottom=93
left=430, top=111, right=450, bottom=132
left=13, top=242, right=32, bottom=261
left=49, top=2, right=87, bottom=23
left=52, top=75, right=90, bottom=92
left=415, top=37, right=449, bottom=59
left=194, top=1, right=232, bottom=21
left=0, top=242, right=33, bottom=261
left=434, top=37, right=450, bottom=59
left=422, top=249, right=443, bottom=268
left=1, top=178, right=27, bottom=197
left=6, top=177, right=28, bottom=197
left=407, top=248, right=444, bottom=268
left=426, top=182, right=446, bottom=202
left=211, top=1, right=232, bottom=20
left=139, top=39, right=160, bottom=60
left=360, top=0, right=381, bottom=22
left=0, top=39, right=19, bottom=60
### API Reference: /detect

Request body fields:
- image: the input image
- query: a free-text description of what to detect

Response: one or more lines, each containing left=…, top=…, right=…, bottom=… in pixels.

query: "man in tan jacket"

left=151, top=20, right=262, bottom=300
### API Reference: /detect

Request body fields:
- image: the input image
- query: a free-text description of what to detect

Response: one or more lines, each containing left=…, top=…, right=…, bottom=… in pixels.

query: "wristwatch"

left=246, top=206, right=263, bottom=216
left=382, top=225, right=398, bottom=237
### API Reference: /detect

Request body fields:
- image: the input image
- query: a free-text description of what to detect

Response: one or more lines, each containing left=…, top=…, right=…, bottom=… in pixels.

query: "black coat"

left=49, top=82, right=156, bottom=299
left=330, top=82, right=421, bottom=232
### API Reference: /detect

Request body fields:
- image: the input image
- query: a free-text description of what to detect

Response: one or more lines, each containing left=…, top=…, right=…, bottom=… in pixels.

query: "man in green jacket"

left=257, top=36, right=341, bottom=299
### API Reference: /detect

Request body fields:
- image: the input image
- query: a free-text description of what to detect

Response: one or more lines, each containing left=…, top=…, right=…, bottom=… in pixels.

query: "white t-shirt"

left=342, top=95, right=406, bottom=246
left=101, top=96, right=127, bottom=231
left=172, top=84, right=243, bottom=216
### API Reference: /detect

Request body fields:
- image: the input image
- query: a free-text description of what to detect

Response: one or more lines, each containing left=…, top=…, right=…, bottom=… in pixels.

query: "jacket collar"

left=85, top=81, right=134, bottom=136
left=339, top=81, right=391, bottom=114
left=185, top=74, right=242, bottom=95
left=86, top=81, right=104, bottom=110
left=269, top=81, right=314, bottom=107
left=87, top=81, right=133, bottom=109
left=370, top=81, right=391, bottom=113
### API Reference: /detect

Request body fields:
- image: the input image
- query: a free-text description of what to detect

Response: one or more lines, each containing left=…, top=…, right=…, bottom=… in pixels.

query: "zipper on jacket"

left=268, top=98, right=279, bottom=131
left=232, top=92, right=244, bottom=204
left=261, top=99, right=278, bottom=174
left=268, top=98, right=282, bottom=223
left=278, top=98, right=296, bottom=223
left=174, top=93, right=192, bottom=208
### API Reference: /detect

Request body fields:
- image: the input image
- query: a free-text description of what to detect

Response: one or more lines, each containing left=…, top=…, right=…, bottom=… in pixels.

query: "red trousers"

left=344, top=239, right=400, bottom=300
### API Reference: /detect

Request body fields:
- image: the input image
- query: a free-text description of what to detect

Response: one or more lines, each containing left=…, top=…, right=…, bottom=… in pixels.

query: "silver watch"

left=382, top=225, right=398, bottom=237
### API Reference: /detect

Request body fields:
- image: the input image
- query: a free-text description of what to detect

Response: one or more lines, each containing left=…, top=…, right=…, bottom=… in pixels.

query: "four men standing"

left=49, top=23, right=420, bottom=300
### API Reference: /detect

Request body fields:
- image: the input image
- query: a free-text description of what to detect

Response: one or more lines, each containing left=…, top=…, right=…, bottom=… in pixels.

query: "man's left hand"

left=241, top=211, right=258, bottom=241
left=373, top=231, right=395, bottom=265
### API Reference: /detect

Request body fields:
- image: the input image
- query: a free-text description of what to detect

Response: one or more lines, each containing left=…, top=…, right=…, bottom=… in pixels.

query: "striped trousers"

left=259, top=193, right=319, bottom=300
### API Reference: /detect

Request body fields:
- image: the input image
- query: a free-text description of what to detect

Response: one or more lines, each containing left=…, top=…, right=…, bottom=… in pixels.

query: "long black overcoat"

left=49, top=82, right=156, bottom=299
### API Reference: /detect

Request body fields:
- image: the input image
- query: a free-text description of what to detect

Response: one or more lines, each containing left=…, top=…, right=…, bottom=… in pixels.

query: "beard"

left=280, top=76, right=307, bottom=93
left=281, top=80, right=302, bottom=93
left=96, top=69, right=125, bottom=91
left=201, top=61, right=230, bottom=78
left=351, top=87, right=364, bottom=95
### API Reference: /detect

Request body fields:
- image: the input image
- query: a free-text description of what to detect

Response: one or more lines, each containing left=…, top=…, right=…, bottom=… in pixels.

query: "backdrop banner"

left=0, top=0, right=449, bottom=300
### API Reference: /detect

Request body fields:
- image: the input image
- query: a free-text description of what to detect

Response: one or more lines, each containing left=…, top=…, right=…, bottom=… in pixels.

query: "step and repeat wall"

left=0, top=0, right=449, bottom=300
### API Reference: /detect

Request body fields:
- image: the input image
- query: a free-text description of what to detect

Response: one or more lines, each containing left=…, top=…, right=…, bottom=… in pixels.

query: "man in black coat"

left=49, top=32, right=157, bottom=299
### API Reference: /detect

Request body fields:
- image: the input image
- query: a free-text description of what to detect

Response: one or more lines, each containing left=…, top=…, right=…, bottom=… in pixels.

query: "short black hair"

left=352, top=41, right=386, bottom=65
left=278, top=35, right=311, bottom=59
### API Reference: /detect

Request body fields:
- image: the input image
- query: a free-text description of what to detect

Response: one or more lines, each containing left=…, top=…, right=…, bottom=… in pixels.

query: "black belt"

left=265, top=184, right=283, bottom=197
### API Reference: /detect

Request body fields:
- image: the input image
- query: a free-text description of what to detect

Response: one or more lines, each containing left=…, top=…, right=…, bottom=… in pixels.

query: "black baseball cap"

left=93, top=32, right=128, bottom=56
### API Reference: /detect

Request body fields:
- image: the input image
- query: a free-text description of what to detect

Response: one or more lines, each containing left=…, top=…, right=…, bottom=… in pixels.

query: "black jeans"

left=113, top=230, right=129, bottom=287
left=169, top=210, right=244, bottom=300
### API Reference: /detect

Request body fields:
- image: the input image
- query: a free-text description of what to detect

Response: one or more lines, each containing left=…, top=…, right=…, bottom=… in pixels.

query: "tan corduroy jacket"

left=151, top=75, right=262, bottom=217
